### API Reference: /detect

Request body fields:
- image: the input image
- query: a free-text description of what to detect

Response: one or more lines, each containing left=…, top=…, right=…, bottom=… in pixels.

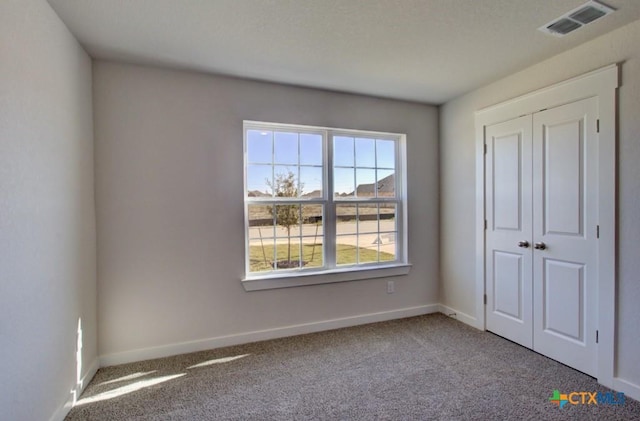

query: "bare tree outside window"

left=267, top=171, right=303, bottom=268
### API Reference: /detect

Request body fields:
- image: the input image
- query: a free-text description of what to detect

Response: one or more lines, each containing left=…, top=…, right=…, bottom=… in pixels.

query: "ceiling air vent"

left=539, top=1, right=615, bottom=37
left=570, top=5, right=608, bottom=24
left=546, top=18, right=582, bottom=35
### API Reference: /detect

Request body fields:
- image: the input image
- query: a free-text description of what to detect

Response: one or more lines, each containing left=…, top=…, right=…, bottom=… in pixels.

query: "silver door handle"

left=518, top=241, right=530, bottom=248
left=534, top=242, right=546, bottom=250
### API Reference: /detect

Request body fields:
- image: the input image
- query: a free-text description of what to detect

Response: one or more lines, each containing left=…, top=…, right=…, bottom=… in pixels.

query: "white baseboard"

left=437, top=304, right=478, bottom=328
left=100, top=304, right=440, bottom=367
left=49, top=395, right=73, bottom=421
left=49, top=358, right=99, bottom=421
left=55, top=307, right=640, bottom=416
left=78, top=358, right=100, bottom=398
left=613, top=377, right=640, bottom=402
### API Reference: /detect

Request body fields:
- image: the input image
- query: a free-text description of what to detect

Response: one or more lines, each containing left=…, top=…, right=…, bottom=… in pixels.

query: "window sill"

left=241, top=263, right=412, bottom=291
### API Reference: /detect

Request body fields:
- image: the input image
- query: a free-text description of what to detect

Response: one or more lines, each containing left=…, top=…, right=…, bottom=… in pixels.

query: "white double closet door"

left=485, top=97, right=598, bottom=376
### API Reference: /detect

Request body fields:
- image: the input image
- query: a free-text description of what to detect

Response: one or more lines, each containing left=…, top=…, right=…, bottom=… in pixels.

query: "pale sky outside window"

left=247, top=131, right=395, bottom=197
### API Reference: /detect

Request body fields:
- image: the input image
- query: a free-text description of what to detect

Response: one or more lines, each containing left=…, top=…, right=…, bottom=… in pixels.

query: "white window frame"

left=242, top=121, right=411, bottom=291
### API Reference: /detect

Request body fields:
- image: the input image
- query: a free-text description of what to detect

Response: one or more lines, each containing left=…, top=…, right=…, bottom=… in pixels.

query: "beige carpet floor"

left=66, top=314, right=639, bottom=420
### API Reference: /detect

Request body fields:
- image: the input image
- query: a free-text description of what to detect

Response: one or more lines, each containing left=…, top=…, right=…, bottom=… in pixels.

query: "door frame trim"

left=474, top=64, right=618, bottom=387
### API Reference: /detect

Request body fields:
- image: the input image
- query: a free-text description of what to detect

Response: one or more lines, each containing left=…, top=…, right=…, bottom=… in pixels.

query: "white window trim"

left=242, top=263, right=412, bottom=291
left=242, top=121, right=410, bottom=290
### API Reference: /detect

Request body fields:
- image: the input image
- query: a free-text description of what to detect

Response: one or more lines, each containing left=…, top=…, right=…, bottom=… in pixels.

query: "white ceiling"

left=48, top=0, right=640, bottom=104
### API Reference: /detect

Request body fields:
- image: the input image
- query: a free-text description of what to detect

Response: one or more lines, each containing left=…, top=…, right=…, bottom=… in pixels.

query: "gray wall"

left=0, top=1, right=97, bottom=420
left=440, top=19, right=640, bottom=386
left=93, top=61, right=439, bottom=358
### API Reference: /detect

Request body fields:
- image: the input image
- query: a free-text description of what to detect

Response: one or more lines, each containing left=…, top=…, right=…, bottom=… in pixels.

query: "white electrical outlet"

left=387, top=280, right=395, bottom=294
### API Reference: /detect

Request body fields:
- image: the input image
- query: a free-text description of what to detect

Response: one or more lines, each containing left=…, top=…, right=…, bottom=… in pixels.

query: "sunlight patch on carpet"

left=75, top=374, right=185, bottom=405
left=187, top=354, right=250, bottom=369
left=97, top=371, right=158, bottom=386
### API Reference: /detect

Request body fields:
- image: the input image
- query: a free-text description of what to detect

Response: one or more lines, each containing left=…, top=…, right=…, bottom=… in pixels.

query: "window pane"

left=300, top=166, right=322, bottom=198
left=336, top=236, right=357, bottom=265
left=334, top=167, right=355, bottom=197
left=249, top=238, right=275, bottom=272
left=358, top=203, right=378, bottom=234
left=376, top=139, right=395, bottom=169
left=355, top=168, right=376, bottom=198
left=379, top=241, right=396, bottom=262
left=300, top=133, right=322, bottom=165
left=301, top=205, right=323, bottom=268
left=271, top=167, right=299, bottom=197
left=336, top=204, right=357, bottom=236
left=274, top=132, right=298, bottom=165
left=275, top=239, right=302, bottom=269
left=275, top=204, right=301, bottom=237
left=358, top=236, right=378, bottom=263
left=355, top=138, right=375, bottom=167
left=247, top=130, right=272, bottom=164
left=302, top=204, right=323, bottom=236
left=248, top=204, right=275, bottom=239
left=379, top=203, right=397, bottom=262
left=379, top=203, right=397, bottom=232
left=376, top=170, right=395, bottom=198
left=247, top=165, right=272, bottom=196
left=302, top=241, right=323, bottom=268
left=333, top=136, right=354, bottom=167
